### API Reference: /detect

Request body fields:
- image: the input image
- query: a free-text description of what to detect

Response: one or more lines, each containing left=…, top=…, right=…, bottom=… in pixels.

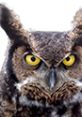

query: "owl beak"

left=48, top=68, right=57, bottom=90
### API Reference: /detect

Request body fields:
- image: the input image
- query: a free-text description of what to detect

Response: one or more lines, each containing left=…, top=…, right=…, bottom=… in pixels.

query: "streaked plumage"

left=0, top=4, right=82, bottom=117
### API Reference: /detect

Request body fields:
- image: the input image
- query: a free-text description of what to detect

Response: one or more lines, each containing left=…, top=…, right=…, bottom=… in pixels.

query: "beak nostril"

left=47, top=68, right=57, bottom=90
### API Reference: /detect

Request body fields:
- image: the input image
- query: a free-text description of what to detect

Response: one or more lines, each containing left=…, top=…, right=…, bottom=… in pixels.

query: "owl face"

left=11, top=31, right=82, bottom=105
left=1, top=4, right=82, bottom=109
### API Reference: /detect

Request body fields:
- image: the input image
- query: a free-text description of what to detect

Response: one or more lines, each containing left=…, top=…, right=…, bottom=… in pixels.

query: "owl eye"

left=62, top=55, right=76, bottom=67
left=25, top=54, right=41, bottom=66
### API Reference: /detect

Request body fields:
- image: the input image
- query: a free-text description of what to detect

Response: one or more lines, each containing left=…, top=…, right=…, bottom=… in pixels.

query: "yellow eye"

left=62, top=55, right=76, bottom=67
left=25, top=54, right=41, bottom=66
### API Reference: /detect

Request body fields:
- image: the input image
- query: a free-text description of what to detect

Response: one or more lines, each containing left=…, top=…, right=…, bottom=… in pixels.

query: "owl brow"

left=32, top=52, right=72, bottom=67
left=55, top=52, right=71, bottom=67
left=32, top=52, right=51, bottom=67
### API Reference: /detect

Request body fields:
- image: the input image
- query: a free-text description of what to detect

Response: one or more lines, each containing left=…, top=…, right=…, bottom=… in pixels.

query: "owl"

left=1, top=4, right=82, bottom=117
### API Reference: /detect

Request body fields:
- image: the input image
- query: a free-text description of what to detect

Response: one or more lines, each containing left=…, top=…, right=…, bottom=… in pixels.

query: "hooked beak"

left=47, top=68, right=57, bottom=90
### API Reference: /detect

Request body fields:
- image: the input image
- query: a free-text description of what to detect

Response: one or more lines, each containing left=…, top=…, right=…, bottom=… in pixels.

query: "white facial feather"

left=15, top=76, right=36, bottom=91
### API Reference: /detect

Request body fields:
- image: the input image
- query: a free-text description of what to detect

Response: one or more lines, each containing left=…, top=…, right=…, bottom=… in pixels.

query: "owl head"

left=1, top=4, right=82, bottom=111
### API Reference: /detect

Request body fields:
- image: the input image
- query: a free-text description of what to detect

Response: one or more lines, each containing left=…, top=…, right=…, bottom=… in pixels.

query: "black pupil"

left=31, top=56, right=36, bottom=62
left=66, top=57, right=70, bottom=61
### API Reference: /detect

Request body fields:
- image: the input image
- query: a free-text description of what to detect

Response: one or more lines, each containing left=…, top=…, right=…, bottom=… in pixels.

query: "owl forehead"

left=29, top=31, right=73, bottom=64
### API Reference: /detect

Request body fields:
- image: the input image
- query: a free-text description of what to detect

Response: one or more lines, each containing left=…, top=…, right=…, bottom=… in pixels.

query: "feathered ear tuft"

left=73, top=9, right=82, bottom=34
left=68, top=9, right=82, bottom=47
left=0, top=4, right=29, bottom=43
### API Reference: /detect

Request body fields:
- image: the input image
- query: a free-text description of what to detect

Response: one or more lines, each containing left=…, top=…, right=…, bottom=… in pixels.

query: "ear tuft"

left=73, top=9, right=82, bottom=34
left=71, top=9, right=82, bottom=47
left=0, top=4, right=29, bottom=43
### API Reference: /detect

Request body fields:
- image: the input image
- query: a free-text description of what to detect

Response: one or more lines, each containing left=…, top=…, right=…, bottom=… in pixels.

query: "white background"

left=0, top=0, right=82, bottom=70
